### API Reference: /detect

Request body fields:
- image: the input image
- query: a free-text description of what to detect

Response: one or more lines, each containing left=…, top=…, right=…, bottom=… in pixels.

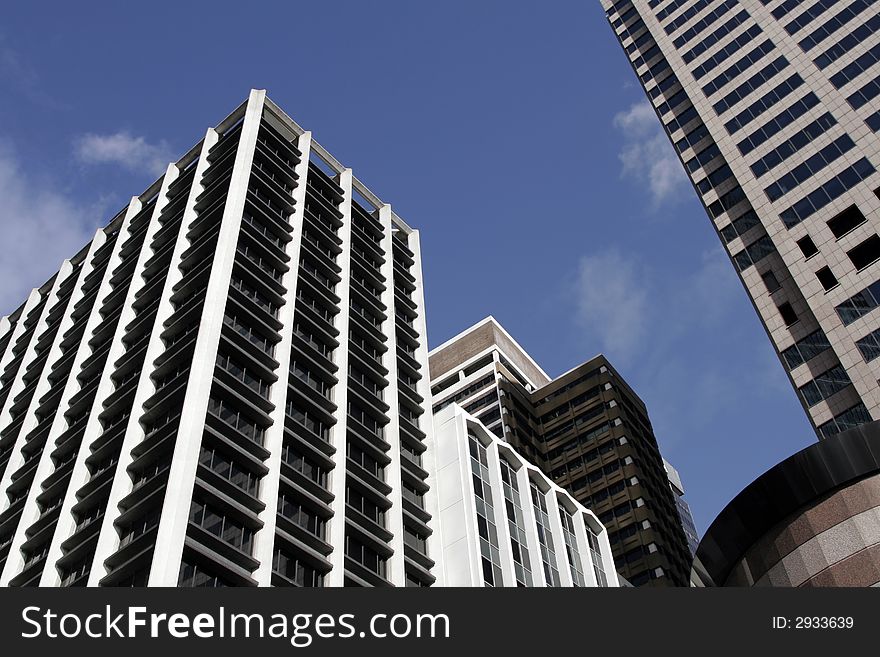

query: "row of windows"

left=543, top=403, right=608, bottom=443
left=665, top=103, right=699, bottom=134
left=189, top=499, right=254, bottom=555
left=672, top=0, right=739, bottom=46
left=771, top=0, right=805, bottom=20
left=799, top=0, right=877, bottom=52
left=814, top=12, right=880, bottom=69
left=720, top=209, right=760, bottom=243
left=817, top=402, right=872, bottom=438
left=780, top=157, right=875, bottom=228
left=633, top=43, right=661, bottom=70
left=546, top=421, right=614, bottom=461
left=702, top=39, right=776, bottom=98
left=686, top=141, right=721, bottom=173
left=558, top=507, right=586, bottom=586
left=682, top=9, right=750, bottom=64
left=278, top=491, right=326, bottom=538
left=696, top=162, right=734, bottom=195
left=469, top=434, right=504, bottom=587
left=713, top=56, right=789, bottom=115
left=867, top=112, right=880, bottom=132
left=765, top=134, right=856, bottom=202
left=750, top=112, right=838, bottom=178
left=273, top=548, right=324, bottom=587
left=737, top=92, right=820, bottom=156
left=691, top=24, right=762, bottom=80
left=655, top=0, right=706, bottom=25
left=831, top=40, right=880, bottom=89
left=847, top=73, right=880, bottom=110
left=499, top=459, right=532, bottom=587
left=432, top=373, right=495, bottom=413
left=708, top=184, right=747, bottom=218
left=784, top=0, right=839, bottom=36
left=724, top=73, right=804, bottom=135
left=781, top=329, right=831, bottom=371
left=733, top=234, right=776, bottom=272
left=649, top=71, right=680, bottom=100
left=539, top=386, right=601, bottom=424
left=676, top=122, right=711, bottom=153
left=798, top=364, right=851, bottom=407
left=529, top=481, right=561, bottom=587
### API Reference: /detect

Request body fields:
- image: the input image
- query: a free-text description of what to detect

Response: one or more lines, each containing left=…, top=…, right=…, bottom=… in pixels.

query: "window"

left=750, top=113, right=838, bottom=178
left=737, top=92, right=820, bottom=156
left=816, top=266, right=839, bottom=291
left=778, top=302, right=798, bottom=326
left=468, top=434, right=503, bottom=586
left=827, top=205, right=867, bottom=238
left=189, top=500, right=254, bottom=554
left=797, top=235, right=819, bottom=258
left=733, top=235, right=776, bottom=272
left=800, top=0, right=877, bottom=51
left=836, top=279, right=880, bottom=325
left=817, top=402, right=872, bottom=438
left=273, top=548, right=324, bottom=587
left=720, top=209, right=760, bottom=243
left=762, top=270, right=781, bottom=293
left=780, top=158, right=877, bottom=228
left=345, top=536, right=387, bottom=578
left=855, top=327, right=880, bottom=362
left=499, top=459, right=532, bottom=586
left=724, top=73, right=803, bottom=135
left=764, top=135, right=857, bottom=202
left=798, top=365, right=851, bottom=407
left=847, top=235, right=880, bottom=270
left=530, top=481, right=561, bottom=587
left=682, top=10, right=750, bottom=64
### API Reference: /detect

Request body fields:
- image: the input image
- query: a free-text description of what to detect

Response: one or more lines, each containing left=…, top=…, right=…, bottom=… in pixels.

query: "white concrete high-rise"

left=0, top=90, right=436, bottom=587
left=601, top=0, right=880, bottom=439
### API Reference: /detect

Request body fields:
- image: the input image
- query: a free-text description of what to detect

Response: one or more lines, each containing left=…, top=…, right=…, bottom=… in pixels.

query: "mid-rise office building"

left=0, top=90, right=436, bottom=587
left=600, top=0, right=880, bottom=439
left=432, top=404, right=618, bottom=587
left=430, top=317, right=693, bottom=586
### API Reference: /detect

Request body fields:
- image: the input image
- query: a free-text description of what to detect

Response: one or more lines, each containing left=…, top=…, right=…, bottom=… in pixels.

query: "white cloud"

left=569, top=243, right=791, bottom=453
left=613, top=99, right=689, bottom=206
left=75, top=131, right=173, bottom=177
left=573, top=249, right=649, bottom=366
left=0, top=143, right=101, bottom=315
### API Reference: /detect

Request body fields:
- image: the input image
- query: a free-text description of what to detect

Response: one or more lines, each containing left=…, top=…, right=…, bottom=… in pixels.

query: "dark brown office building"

left=430, top=317, right=693, bottom=587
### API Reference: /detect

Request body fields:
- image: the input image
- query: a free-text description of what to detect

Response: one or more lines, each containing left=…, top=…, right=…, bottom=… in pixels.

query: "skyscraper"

left=0, top=90, right=437, bottom=587
left=430, top=317, right=693, bottom=586
left=600, top=0, right=880, bottom=439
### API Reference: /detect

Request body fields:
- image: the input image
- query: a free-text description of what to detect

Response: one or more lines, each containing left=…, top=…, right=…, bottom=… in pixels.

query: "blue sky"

left=0, top=0, right=814, bottom=535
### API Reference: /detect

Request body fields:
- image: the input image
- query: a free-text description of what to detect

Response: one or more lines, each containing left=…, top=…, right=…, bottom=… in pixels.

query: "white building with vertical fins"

left=0, top=90, right=436, bottom=587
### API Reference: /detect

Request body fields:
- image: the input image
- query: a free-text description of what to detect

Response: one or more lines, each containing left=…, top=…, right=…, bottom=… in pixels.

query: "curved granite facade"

left=692, top=422, right=880, bottom=587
